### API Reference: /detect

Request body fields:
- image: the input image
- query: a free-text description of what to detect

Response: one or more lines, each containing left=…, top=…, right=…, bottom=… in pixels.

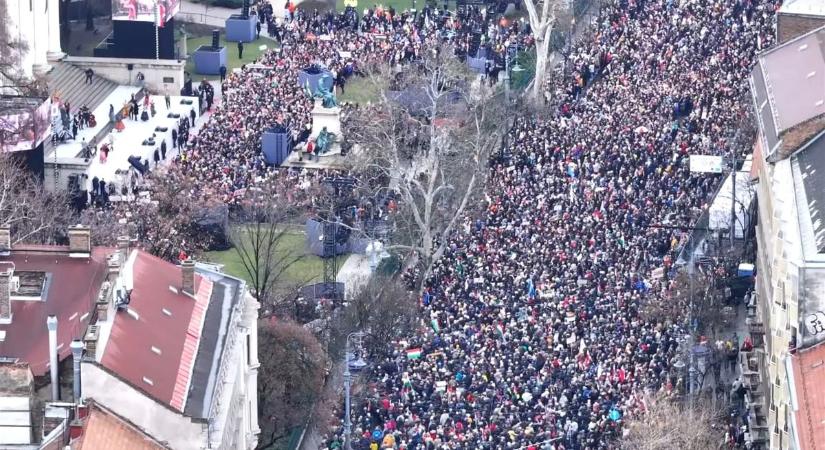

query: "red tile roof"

left=791, top=343, right=825, bottom=450
left=72, top=402, right=168, bottom=450
left=0, top=246, right=110, bottom=375
left=100, top=251, right=210, bottom=413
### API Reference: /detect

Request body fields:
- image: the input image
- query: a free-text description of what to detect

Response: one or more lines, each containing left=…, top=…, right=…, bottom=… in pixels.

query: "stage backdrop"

left=112, top=0, right=180, bottom=25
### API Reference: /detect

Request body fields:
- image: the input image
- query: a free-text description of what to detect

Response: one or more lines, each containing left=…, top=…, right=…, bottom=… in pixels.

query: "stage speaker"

left=127, top=63, right=134, bottom=71
left=242, top=0, right=250, bottom=18
left=212, top=30, right=220, bottom=49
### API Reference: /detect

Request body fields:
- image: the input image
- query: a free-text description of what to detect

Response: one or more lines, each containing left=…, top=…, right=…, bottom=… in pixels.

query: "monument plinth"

left=311, top=99, right=341, bottom=138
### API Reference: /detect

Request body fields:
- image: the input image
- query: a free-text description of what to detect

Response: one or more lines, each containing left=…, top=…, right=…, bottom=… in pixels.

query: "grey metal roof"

left=184, top=273, right=243, bottom=418
left=752, top=25, right=825, bottom=160
left=751, top=64, right=780, bottom=152
left=794, top=132, right=825, bottom=254
left=780, top=0, right=825, bottom=18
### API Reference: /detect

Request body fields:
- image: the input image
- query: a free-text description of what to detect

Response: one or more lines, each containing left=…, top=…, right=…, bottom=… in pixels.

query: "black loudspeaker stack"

left=212, top=30, right=220, bottom=49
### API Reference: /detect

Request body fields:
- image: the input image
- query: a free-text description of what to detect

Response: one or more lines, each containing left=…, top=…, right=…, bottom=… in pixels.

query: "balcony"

left=747, top=317, right=766, bottom=338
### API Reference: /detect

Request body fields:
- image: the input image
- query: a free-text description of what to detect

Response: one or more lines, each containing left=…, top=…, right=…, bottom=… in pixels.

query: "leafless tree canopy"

left=524, top=0, right=567, bottom=105
left=345, top=46, right=508, bottom=291
left=0, top=153, right=72, bottom=244
left=258, top=318, right=328, bottom=450
left=229, top=180, right=316, bottom=317
left=331, top=275, right=418, bottom=359
left=80, top=168, right=223, bottom=261
left=620, top=395, right=724, bottom=450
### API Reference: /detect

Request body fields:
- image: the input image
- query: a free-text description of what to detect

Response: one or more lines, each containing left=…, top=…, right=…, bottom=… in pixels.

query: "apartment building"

left=748, top=24, right=825, bottom=450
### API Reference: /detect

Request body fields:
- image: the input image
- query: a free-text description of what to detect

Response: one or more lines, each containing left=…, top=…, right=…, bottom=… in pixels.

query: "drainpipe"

left=71, top=339, right=83, bottom=403
left=47, top=315, right=59, bottom=401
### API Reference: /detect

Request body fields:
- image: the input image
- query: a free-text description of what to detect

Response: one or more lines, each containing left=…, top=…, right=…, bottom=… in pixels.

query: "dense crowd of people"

left=318, top=0, right=776, bottom=449
left=169, top=3, right=526, bottom=205
left=89, top=0, right=774, bottom=445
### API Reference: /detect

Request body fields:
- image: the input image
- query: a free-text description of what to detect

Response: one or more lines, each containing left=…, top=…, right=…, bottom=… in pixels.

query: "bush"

left=376, top=253, right=402, bottom=276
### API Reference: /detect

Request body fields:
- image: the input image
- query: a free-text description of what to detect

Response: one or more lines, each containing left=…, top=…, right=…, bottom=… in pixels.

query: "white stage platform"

left=83, top=94, right=200, bottom=197
left=45, top=88, right=200, bottom=198
left=47, top=86, right=141, bottom=160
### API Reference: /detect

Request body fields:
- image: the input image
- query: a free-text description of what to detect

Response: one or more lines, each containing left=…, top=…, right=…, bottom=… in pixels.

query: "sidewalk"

left=179, top=0, right=237, bottom=27
left=294, top=254, right=372, bottom=450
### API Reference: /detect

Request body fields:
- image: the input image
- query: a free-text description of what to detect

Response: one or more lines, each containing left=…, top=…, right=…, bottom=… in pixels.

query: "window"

left=246, top=334, right=251, bottom=366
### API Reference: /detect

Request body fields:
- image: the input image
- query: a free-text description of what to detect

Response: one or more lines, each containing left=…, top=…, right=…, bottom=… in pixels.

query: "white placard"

left=690, top=155, right=724, bottom=173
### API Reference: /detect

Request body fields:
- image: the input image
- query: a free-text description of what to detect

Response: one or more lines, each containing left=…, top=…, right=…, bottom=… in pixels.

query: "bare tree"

left=229, top=180, right=315, bottom=319
left=346, top=48, right=507, bottom=292
left=523, top=0, right=568, bottom=105
left=331, top=275, right=418, bottom=358
left=258, top=318, right=328, bottom=450
left=79, top=169, right=224, bottom=261
left=620, top=395, right=724, bottom=450
left=0, top=152, right=72, bottom=244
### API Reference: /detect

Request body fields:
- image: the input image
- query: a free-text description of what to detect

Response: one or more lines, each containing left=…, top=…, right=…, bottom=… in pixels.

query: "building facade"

left=79, top=245, right=260, bottom=450
left=750, top=24, right=825, bottom=450
left=2, top=0, right=63, bottom=80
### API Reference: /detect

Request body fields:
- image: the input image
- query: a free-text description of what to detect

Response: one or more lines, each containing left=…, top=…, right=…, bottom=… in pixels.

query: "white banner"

left=689, top=155, right=724, bottom=173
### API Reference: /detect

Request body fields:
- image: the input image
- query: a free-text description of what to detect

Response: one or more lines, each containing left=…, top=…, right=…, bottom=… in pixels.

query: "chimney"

left=68, top=225, right=91, bottom=258
left=117, top=236, right=130, bottom=267
left=96, top=285, right=110, bottom=322
left=0, top=267, right=11, bottom=324
left=0, top=225, right=10, bottom=255
left=71, top=339, right=83, bottom=402
left=47, top=315, right=59, bottom=401
left=84, top=324, right=99, bottom=360
left=181, top=259, right=195, bottom=295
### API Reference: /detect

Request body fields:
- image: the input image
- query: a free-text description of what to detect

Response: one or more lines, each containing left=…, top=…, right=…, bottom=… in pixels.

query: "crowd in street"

left=85, top=0, right=775, bottom=445
left=321, top=0, right=777, bottom=448
left=169, top=4, right=526, bottom=205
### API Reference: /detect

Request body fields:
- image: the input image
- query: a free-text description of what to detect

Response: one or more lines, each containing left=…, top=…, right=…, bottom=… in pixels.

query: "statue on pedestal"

left=305, top=75, right=337, bottom=108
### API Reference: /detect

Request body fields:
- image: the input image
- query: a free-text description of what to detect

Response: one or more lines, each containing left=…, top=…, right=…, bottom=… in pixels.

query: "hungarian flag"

left=406, top=348, right=422, bottom=360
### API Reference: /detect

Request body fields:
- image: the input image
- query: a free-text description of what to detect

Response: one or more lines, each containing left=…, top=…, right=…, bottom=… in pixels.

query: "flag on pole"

left=406, top=348, right=423, bottom=360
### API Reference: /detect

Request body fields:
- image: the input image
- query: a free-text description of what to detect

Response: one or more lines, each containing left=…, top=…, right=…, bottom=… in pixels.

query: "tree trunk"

left=532, top=37, right=551, bottom=106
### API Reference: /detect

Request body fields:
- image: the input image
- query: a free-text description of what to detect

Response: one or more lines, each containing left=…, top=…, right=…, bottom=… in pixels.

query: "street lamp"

left=503, top=44, right=523, bottom=103
left=343, top=331, right=366, bottom=450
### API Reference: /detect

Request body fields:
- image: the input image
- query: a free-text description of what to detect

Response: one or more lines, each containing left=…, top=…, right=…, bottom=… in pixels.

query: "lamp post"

left=503, top=44, right=524, bottom=104
left=343, top=331, right=366, bottom=450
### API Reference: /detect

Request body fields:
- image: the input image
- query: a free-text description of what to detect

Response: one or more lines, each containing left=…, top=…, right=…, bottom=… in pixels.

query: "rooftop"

left=793, top=131, right=825, bottom=255
left=0, top=363, right=34, bottom=445
left=98, top=251, right=243, bottom=416
left=71, top=402, right=168, bottom=450
left=751, top=25, right=825, bottom=160
left=0, top=245, right=110, bottom=375
left=779, top=0, right=825, bottom=18
left=790, top=342, right=825, bottom=450
left=0, top=363, right=33, bottom=396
